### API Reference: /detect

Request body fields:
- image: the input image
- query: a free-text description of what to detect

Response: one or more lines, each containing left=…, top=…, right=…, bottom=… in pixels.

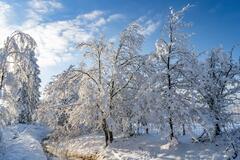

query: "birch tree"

left=75, top=22, right=144, bottom=146
left=147, top=5, right=192, bottom=140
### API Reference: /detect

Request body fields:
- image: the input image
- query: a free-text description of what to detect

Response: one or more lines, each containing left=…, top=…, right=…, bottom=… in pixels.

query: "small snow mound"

left=160, top=137, right=179, bottom=150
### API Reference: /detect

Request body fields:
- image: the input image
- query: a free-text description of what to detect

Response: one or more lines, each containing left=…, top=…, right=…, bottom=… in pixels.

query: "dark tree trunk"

left=167, top=42, right=174, bottom=140
left=182, top=124, right=186, bottom=135
left=109, top=130, right=113, bottom=143
left=146, top=128, right=149, bottom=134
left=169, top=116, right=174, bottom=140
left=215, top=124, right=221, bottom=135
left=102, top=118, right=109, bottom=146
left=208, top=100, right=221, bottom=136
left=137, top=121, right=140, bottom=135
left=214, top=112, right=221, bottom=135
left=214, top=117, right=221, bottom=136
left=102, top=118, right=114, bottom=146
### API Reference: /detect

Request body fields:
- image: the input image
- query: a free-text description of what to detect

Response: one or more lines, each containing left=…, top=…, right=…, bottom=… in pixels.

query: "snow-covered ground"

left=45, top=134, right=228, bottom=160
left=0, top=124, right=233, bottom=160
left=1, top=124, right=50, bottom=160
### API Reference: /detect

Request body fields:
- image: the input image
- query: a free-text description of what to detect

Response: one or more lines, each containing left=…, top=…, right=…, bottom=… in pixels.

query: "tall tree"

left=2, top=31, right=41, bottom=123
left=183, top=47, right=240, bottom=138
left=75, top=22, right=144, bottom=146
left=142, top=4, right=193, bottom=140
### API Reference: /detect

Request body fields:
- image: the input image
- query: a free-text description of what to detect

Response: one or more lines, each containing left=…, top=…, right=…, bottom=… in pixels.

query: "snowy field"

left=0, top=124, right=236, bottom=160
left=45, top=133, right=228, bottom=160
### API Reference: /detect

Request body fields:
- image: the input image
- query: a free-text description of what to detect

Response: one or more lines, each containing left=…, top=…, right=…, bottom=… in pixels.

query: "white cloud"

left=142, top=20, right=160, bottom=36
left=0, top=1, right=125, bottom=71
left=93, top=17, right=107, bottom=27
left=22, top=20, right=93, bottom=67
left=25, top=0, right=63, bottom=25
left=0, top=1, right=11, bottom=27
left=28, top=0, right=62, bottom=14
left=78, top=10, right=104, bottom=20
left=107, top=14, right=124, bottom=22
left=137, top=16, right=160, bottom=36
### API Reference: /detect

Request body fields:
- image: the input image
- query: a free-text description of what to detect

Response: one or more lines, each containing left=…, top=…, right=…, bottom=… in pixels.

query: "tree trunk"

left=169, top=116, right=174, bottom=140
left=109, top=130, right=113, bottom=143
left=146, top=128, right=149, bottom=134
left=102, top=118, right=109, bottom=146
left=137, top=121, right=140, bottom=135
left=182, top=124, right=186, bottom=135
left=102, top=118, right=114, bottom=146
left=214, top=124, right=221, bottom=136
left=214, top=116, right=221, bottom=136
left=208, top=99, right=221, bottom=136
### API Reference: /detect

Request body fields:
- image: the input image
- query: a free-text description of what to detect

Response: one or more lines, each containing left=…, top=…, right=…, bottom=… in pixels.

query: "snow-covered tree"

left=43, top=65, right=81, bottom=105
left=141, top=5, right=193, bottom=140
left=35, top=65, right=82, bottom=131
left=182, top=47, right=240, bottom=138
left=2, top=31, right=41, bottom=123
left=72, top=22, right=144, bottom=146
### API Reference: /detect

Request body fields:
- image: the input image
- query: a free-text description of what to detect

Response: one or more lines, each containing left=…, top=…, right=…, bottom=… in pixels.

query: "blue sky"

left=59, top=0, right=240, bottom=51
left=0, top=0, right=239, bottom=90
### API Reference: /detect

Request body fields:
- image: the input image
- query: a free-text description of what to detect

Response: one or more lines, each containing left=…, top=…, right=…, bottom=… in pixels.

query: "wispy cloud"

left=142, top=20, right=160, bottom=36
left=107, top=14, right=125, bottom=22
left=23, top=20, right=93, bottom=67
left=78, top=10, right=104, bottom=20
left=25, top=0, right=63, bottom=25
left=0, top=1, right=125, bottom=69
left=28, top=0, right=63, bottom=14
left=0, top=1, right=11, bottom=27
left=137, top=16, right=160, bottom=36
